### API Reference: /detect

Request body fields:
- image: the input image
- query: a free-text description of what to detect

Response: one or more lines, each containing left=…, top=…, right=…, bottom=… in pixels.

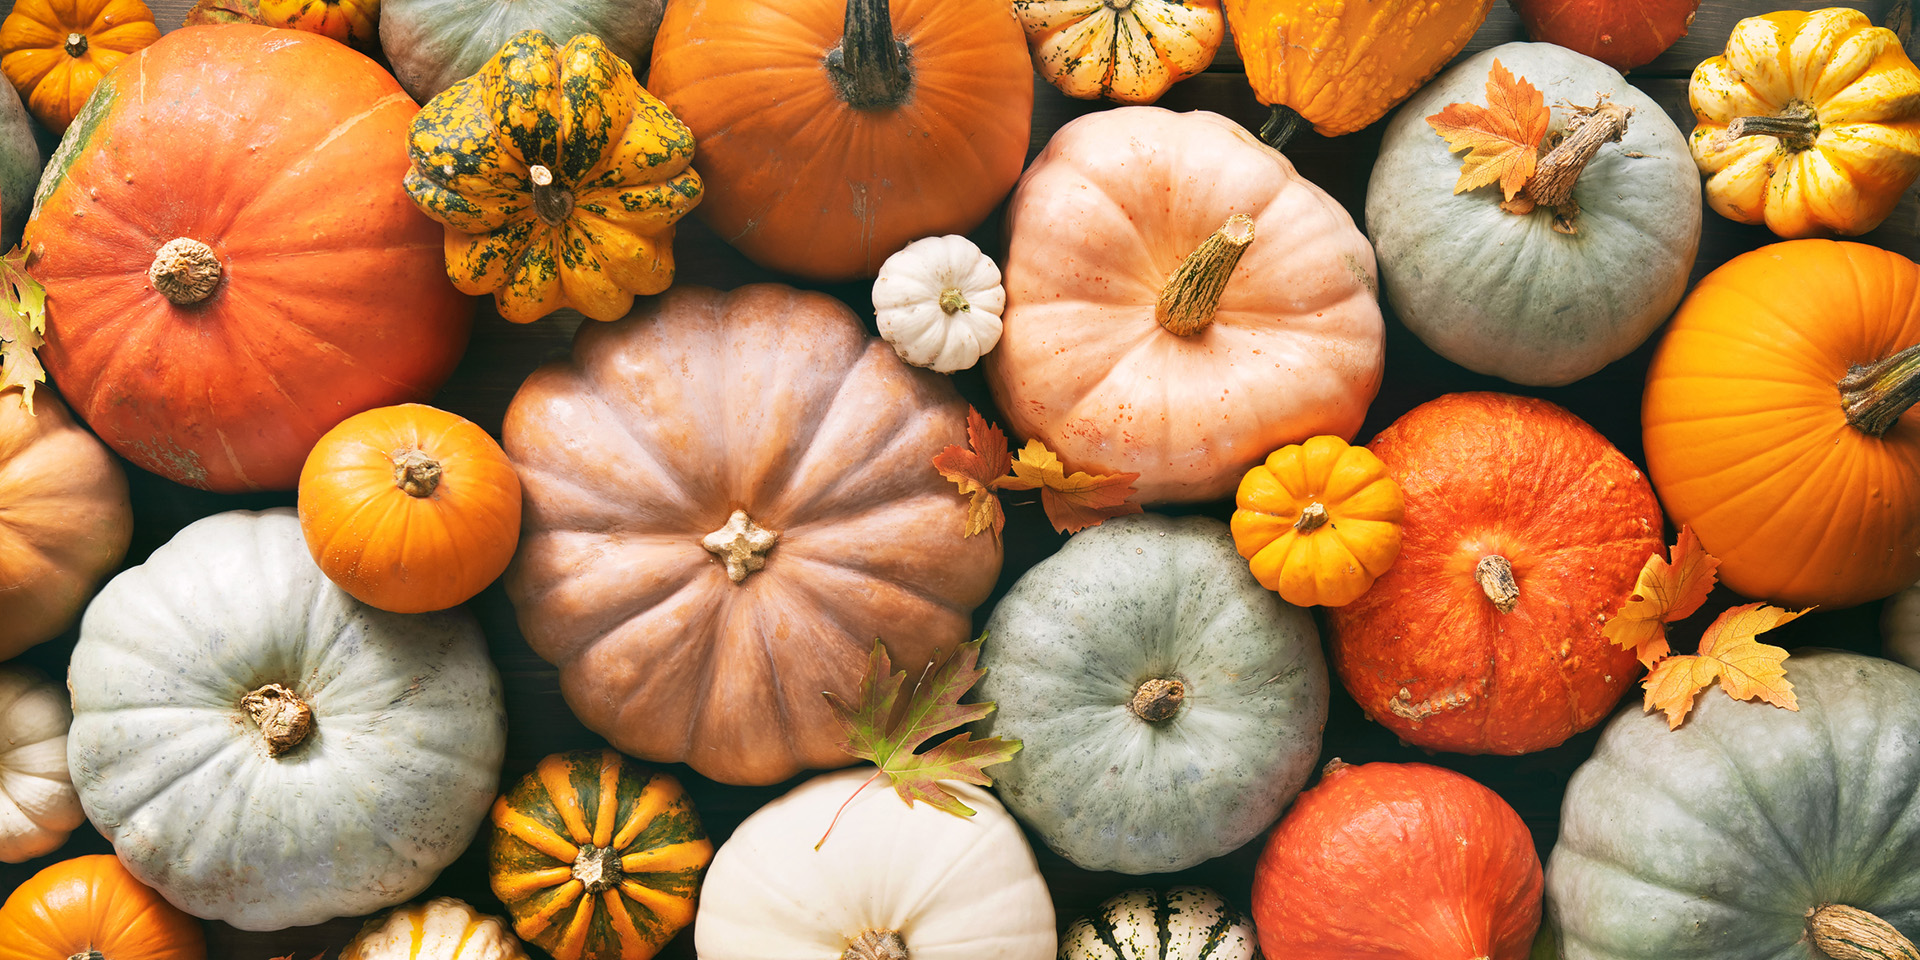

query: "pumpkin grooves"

left=526, top=165, right=574, bottom=228
left=843, top=929, right=909, bottom=960
left=1840, top=342, right=1920, bottom=437
left=1521, top=100, right=1632, bottom=234
left=1808, top=904, right=1920, bottom=960
left=1129, top=677, right=1186, bottom=722
left=148, top=238, right=222, bottom=304
left=63, top=32, right=86, bottom=58
left=827, top=0, right=913, bottom=110
left=1157, top=214, right=1255, bottom=336
left=1727, top=100, right=1820, bottom=152
left=241, top=683, right=314, bottom=757
left=1475, top=555, right=1520, bottom=613
left=391, top=449, right=443, bottom=498
left=702, top=509, right=780, bottom=583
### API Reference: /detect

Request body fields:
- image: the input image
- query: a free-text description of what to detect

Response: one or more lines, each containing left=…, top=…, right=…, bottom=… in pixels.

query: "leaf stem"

left=815, top=768, right=885, bottom=850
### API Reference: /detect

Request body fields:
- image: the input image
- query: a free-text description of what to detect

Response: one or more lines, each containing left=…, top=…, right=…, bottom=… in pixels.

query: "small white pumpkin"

left=694, top=767, right=1056, bottom=960
left=1885, top=580, right=1920, bottom=670
left=1062, top=887, right=1259, bottom=960
left=341, top=897, right=529, bottom=960
left=0, top=665, right=84, bottom=863
left=872, top=235, right=1006, bottom=373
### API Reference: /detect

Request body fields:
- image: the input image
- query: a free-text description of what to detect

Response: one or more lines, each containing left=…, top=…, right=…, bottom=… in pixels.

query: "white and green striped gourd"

left=1061, top=887, right=1259, bottom=960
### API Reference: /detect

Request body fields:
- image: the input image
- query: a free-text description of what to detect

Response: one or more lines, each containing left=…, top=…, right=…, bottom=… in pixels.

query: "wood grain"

left=0, top=1, right=1900, bottom=957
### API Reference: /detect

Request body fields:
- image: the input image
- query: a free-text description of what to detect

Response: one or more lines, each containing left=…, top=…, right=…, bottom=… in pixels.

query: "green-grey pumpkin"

left=379, top=0, right=665, bottom=103
left=0, top=79, right=40, bottom=246
left=1545, top=649, right=1920, bottom=960
left=1365, top=42, right=1700, bottom=386
left=66, top=508, right=508, bottom=932
left=972, top=513, right=1329, bottom=874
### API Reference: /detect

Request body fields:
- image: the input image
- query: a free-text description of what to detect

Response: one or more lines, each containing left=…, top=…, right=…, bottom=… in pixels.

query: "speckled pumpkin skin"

left=1367, top=43, right=1701, bottom=386
left=972, top=513, right=1329, bottom=874
left=1547, top=651, right=1920, bottom=959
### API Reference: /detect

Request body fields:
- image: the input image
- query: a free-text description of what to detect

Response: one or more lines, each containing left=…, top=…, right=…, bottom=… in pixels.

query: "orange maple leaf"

left=1641, top=602, right=1805, bottom=729
left=998, top=440, right=1143, bottom=534
left=1426, top=59, right=1552, bottom=201
left=1605, top=526, right=1722, bottom=667
left=931, top=407, right=1012, bottom=539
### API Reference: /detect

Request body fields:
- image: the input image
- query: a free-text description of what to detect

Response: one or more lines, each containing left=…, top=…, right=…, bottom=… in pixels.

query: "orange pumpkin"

left=1329, top=393, right=1663, bottom=754
left=648, top=0, right=1032, bottom=281
left=24, top=25, right=472, bottom=493
left=0, top=855, right=206, bottom=960
left=0, top=0, right=159, bottom=133
left=983, top=106, right=1384, bottom=504
left=257, top=0, right=378, bottom=45
left=1644, top=240, right=1920, bottom=609
left=299, top=403, right=522, bottom=614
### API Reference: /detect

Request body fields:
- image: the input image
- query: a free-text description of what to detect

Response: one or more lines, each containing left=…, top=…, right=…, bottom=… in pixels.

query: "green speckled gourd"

left=972, top=513, right=1329, bottom=874
left=404, top=29, right=702, bottom=324
left=1063, top=887, right=1259, bottom=960
left=1366, top=42, right=1700, bottom=386
left=380, top=0, right=665, bottom=103
left=1546, top=650, right=1920, bottom=960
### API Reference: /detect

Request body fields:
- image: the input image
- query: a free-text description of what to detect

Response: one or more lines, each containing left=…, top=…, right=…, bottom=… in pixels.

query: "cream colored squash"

left=0, top=665, right=83, bottom=863
left=341, top=898, right=530, bottom=960
left=873, top=235, right=1005, bottom=373
left=1014, top=0, right=1223, bottom=104
left=694, top=768, right=1056, bottom=960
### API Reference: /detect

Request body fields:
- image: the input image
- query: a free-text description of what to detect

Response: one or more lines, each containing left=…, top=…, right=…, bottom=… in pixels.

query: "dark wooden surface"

left=0, top=0, right=1904, bottom=956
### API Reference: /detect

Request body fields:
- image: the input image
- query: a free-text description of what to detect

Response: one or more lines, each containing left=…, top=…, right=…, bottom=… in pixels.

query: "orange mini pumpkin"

left=1233, top=435, right=1404, bottom=608
left=0, top=855, right=205, bottom=960
left=0, top=0, right=158, bottom=132
left=299, top=403, right=522, bottom=614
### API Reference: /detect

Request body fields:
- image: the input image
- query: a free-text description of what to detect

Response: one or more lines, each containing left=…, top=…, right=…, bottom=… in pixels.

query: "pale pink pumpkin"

left=984, top=106, right=1385, bottom=504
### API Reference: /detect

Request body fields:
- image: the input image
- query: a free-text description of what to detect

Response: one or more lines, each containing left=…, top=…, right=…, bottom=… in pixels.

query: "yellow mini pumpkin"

left=1231, top=435, right=1404, bottom=607
left=0, top=0, right=158, bottom=132
left=1689, top=7, right=1920, bottom=238
left=1013, top=0, right=1223, bottom=104
left=405, top=30, right=703, bottom=323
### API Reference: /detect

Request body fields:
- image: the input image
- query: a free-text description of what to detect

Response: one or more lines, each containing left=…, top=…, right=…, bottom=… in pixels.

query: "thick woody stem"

left=826, top=0, right=913, bottom=109
left=1260, top=104, right=1306, bottom=151
left=242, top=683, right=314, bottom=757
left=393, top=450, right=443, bottom=498
left=64, top=33, right=87, bottom=58
left=843, top=930, right=908, bottom=960
left=1522, top=99, right=1632, bottom=234
left=1476, top=555, right=1520, bottom=614
left=528, top=164, right=574, bottom=226
left=1294, top=502, right=1330, bottom=533
left=1839, top=342, right=1920, bottom=438
left=1728, top=101, right=1820, bottom=153
left=1808, top=904, right=1920, bottom=960
left=1130, top=677, right=1186, bottom=722
left=1156, top=214, right=1255, bottom=337
left=149, top=238, right=222, bottom=305
left=702, top=510, right=780, bottom=583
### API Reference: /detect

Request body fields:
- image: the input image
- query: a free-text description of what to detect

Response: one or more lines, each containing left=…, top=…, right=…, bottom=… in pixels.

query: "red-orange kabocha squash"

left=1252, top=761, right=1543, bottom=960
left=648, top=0, right=1033, bottom=281
left=1511, top=0, right=1698, bottom=71
left=503, top=284, right=1001, bottom=786
left=1645, top=240, right=1920, bottom=609
left=1328, top=393, right=1663, bottom=754
left=23, top=25, right=471, bottom=493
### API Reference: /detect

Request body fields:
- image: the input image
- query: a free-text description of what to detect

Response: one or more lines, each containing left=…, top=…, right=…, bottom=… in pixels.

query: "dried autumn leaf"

left=1001, top=440, right=1143, bottom=534
left=0, top=248, right=47, bottom=412
left=1642, top=602, right=1805, bottom=729
left=1605, top=525, right=1722, bottom=667
left=817, top=637, right=1021, bottom=847
left=931, top=406, right=1012, bottom=539
left=1427, top=59, right=1552, bottom=201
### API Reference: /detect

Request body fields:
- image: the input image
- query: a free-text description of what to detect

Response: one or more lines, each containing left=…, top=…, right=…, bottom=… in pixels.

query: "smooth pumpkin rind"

left=0, top=854, right=206, bottom=960
left=379, top=0, right=666, bottom=104
left=1512, top=0, right=1697, bottom=70
left=0, top=0, right=159, bottom=132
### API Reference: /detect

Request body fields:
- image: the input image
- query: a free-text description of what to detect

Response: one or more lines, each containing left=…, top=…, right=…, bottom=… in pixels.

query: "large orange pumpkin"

left=503, top=284, right=1002, bottom=785
left=1329, top=393, right=1663, bottom=754
left=648, top=0, right=1033, bottom=281
left=983, top=107, right=1384, bottom=504
left=0, top=854, right=205, bottom=960
left=1645, top=240, right=1920, bottom=609
left=24, top=25, right=471, bottom=493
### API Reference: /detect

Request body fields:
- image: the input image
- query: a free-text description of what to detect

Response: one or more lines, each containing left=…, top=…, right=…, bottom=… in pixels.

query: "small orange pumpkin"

left=1232, top=435, right=1404, bottom=607
left=298, top=403, right=522, bottom=614
left=0, top=0, right=159, bottom=133
left=258, top=0, right=378, bottom=45
left=0, top=855, right=205, bottom=960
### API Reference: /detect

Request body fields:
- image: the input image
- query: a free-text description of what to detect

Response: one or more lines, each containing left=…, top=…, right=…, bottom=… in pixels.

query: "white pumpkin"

left=1885, top=580, right=1920, bottom=670
left=0, top=665, right=84, bottom=863
left=66, top=508, right=507, bottom=931
left=694, top=768, right=1056, bottom=960
left=872, top=235, right=1006, bottom=373
left=1062, top=887, right=1259, bottom=960
left=342, top=897, right=529, bottom=960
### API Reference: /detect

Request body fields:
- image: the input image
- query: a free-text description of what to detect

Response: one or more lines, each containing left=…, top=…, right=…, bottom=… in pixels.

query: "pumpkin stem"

left=1259, top=104, right=1306, bottom=151
left=242, top=683, right=314, bottom=757
left=702, top=509, right=780, bottom=583
left=1475, top=555, right=1520, bottom=614
left=938, top=288, right=969, bottom=314
left=66, top=952, right=105, bottom=960
left=1522, top=98, right=1632, bottom=235
left=1156, top=214, right=1255, bottom=337
left=392, top=449, right=443, bottom=498
left=527, top=164, right=574, bottom=227
left=1129, top=677, right=1186, bottom=723
left=1727, top=101, right=1820, bottom=153
left=1808, top=904, right=1920, bottom=960
left=827, top=0, right=913, bottom=110
left=1840, top=342, right=1920, bottom=438
left=1294, top=502, right=1330, bottom=533
left=63, top=32, right=88, bottom=58
left=149, top=238, right=223, bottom=305
left=843, top=929, right=908, bottom=960
left=571, top=843, right=624, bottom=895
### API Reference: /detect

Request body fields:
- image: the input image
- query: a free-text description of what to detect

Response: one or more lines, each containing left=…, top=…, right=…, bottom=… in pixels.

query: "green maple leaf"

left=817, top=636, right=1020, bottom=847
left=0, top=247, right=47, bottom=413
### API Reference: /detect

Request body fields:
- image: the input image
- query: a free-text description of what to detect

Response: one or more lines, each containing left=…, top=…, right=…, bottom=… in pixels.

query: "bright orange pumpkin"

left=1329, top=393, right=1663, bottom=754
left=0, top=0, right=158, bottom=133
left=648, top=0, right=1033, bottom=280
left=1644, top=240, right=1920, bottom=609
left=24, top=25, right=472, bottom=493
left=0, top=855, right=206, bottom=960
left=1232, top=435, right=1404, bottom=608
left=257, top=0, right=378, bottom=45
left=299, top=403, right=522, bottom=614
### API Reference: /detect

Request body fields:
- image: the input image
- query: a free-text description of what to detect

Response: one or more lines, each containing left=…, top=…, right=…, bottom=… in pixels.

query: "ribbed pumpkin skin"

left=1547, top=651, right=1920, bottom=960
left=1329, top=393, right=1662, bottom=754
left=1511, top=0, right=1697, bottom=70
left=1232, top=434, right=1404, bottom=608
left=1252, top=762, right=1543, bottom=960
left=488, top=750, right=711, bottom=960
left=0, top=855, right=205, bottom=960
left=256, top=0, right=378, bottom=44
left=341, top=898, right=529, bottom=960
left=1013, top=0, right=1223, bottom=104
left=380, top=0, right=665, bottom=104
left=0, top=665, right=84, bottom=863
left=1062, top=887, right=1258, bottom=960
left=0, top=0, right=159, bottom=132
left=648, top=0, right=1034, bottom=281
left=1223, top=0, right=1493, bottom=136
left=24, top=25, right=472, bottom=493
left=1644, top=240, right=1920, bottom=609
